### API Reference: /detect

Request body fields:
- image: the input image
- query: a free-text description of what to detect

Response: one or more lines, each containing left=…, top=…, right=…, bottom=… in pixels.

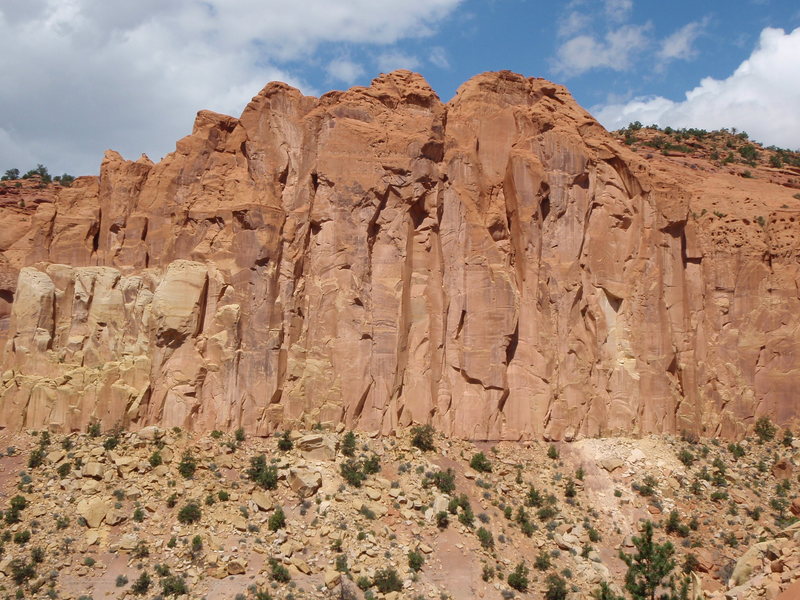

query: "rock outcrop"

left=1, top=70, right=798, bottom=439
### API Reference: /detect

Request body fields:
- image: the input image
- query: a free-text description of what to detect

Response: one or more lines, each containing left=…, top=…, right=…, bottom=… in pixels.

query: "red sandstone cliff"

left=1, top=70, right=798, bottom=439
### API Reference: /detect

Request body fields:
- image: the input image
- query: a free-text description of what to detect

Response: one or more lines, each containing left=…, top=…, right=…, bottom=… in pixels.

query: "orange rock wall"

left=1, top=71, right=798, bottom=439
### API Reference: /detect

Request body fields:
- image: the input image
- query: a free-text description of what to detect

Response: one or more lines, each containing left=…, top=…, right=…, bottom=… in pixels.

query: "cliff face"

left=1, top=70, right=798, bottom=439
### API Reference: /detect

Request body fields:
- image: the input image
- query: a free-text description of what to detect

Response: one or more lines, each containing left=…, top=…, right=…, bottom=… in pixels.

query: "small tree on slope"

left=619, top=520, right=688, bottom=600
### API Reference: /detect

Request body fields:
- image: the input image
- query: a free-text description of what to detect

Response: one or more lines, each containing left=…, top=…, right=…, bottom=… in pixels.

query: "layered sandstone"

left=1, top=70, right=798, bottom=439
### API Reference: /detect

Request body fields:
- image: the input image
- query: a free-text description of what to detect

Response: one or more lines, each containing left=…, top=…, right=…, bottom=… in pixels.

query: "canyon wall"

left=1, top=70, right=798, bottom=439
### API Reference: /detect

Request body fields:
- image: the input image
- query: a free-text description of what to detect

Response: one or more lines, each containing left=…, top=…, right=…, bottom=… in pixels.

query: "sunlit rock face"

left=1, top=70, right=798, bottom=440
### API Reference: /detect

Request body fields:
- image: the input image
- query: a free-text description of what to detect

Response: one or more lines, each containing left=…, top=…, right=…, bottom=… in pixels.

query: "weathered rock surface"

left=288, top=467, right=322, bottom=497
left=1, top=70, right=799, bottom=439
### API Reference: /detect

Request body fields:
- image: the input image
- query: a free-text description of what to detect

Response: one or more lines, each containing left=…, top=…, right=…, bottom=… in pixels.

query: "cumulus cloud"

left=658, top=18, right=708, bottom=63
left=327, top=59, right=365, bottom=85
left=0, top=0, right=461, bottom=175
left=554, top=24, right=650, bottom=76
left=595, top=27, right=800, bottom=149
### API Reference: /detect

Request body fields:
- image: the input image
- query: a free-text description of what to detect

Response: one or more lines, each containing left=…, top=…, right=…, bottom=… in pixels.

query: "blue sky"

left=1, top=0, right=799, bottom=175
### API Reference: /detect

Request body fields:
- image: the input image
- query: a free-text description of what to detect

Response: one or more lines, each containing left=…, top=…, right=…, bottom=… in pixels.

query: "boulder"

left=288, top=468, right=322, bottom=497
left=77, top=497, right=110, bottom=528
left=251, top=490, right=273, bottom=511
left=296, top=434, right=337, bottom=461
left=82, top=462, right=105, bottom=479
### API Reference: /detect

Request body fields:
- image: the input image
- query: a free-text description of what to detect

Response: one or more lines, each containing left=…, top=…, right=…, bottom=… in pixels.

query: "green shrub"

left=470, top=452, right=492, bottom=473
left=435, top=510, right=449, bottom=529
left=133, top=507, right=145, bottom=522
left=544, top=573, right=567, bottom=600
left=547, top=444, right=559, bottom=459
left=277, top=431, right=293, bottom=451
left=10, top=495, right=28, bottom=511
left=782, top=429, right=794, bottom=447
left=426, top=468, right=456, bottom=494
left=177, top=502, right=201, bottom=524
left=683, top=554, right=700, bottom=574
left=191, top=535, right=203, bottom=556
left=269, top=558, right=291, bottom=582
left=335, top=553, right=348, bottom=573
left=410, top=424, right=435, bottom=451
left=537, top=505, right=557, bottom=521
left=373, top=568, right=403, bottom=593
left=218, top=490, right=229, bottom=501
left=28, top=447, right=46, bottom=468
left=677, top=449, right=695, bottom=466
left=57, top=462, right=72, bottom=478
left=22, top=164, right=51, bottom=183
left=116, top=574, right=129, bottom=587
left=234, top=428, right=245, bottom=443
left=132, top=541, right=149, bottom=558
left=248, top=454, right=278, bottom=490
left=341, top=459, right=366, bottom=487
left=507, top=562, right=529, bottom=592
left=268, top=506, right=286, bottom=531
left=131, top=571, right=152, bottom=595
left=755, top=417, right=776, bottom=443
left=149, top=451, right=163, bottom=467
left=341, top=431, right=356, bottom=457
left=88, top=422, right=101, bottom=437
left=459, top=505, right=475, bottom=528
left=356, top=575, right=371, bottom=590
left=408, top=549, right=424, bottom=571
left=178, top=451, right=197, bottom=479
left=664, top=510, right=689, bottom=537
left=526, top=486, right=543, bottom=507
left=564, top=478, right=576, bottom=498
left=10, top=559, right=35, bottom=584
left=1, top=168, right=20, bottom=181
left=534, top=550, right=551, bottom=570
left=476, top=527, right=494, bottom=549
left=103, top=434, right=120, bottom=450
left=592, top=581, right=623, bottom=600
left=727, top=443, right=745, bottom=459
left=362, top=453, right=381, bottom=474
left=160, top=574, right=188, bottom=596
left=13, top=530, right=31, bottom=545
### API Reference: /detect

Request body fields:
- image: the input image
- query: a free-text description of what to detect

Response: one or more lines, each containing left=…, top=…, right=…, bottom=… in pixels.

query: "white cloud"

left=0, top=0, right=462, bottom=175
left=604, top=0, right=633, bottom=23
left=658, top=18, right=708, bottom=63
left=327, top=59, right=365, bottom=85
left=558, top=11, right=590, bottom=38
left=429, top=46, right=450, bottom=69
left=595, top=27, right=800, bottom=149
left=554, top=24, right=650, bottom=76
left=376, top=51, right=420, bottom=73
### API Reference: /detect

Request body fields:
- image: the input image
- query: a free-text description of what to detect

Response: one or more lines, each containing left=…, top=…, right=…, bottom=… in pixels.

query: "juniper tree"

left=619, top=520, right=688, bottom=600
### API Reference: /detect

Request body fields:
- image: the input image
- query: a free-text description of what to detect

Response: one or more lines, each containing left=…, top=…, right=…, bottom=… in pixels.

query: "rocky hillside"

left=0, top=424, right=797, bottom=599
left=1, top=70, right=799, bottom=440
